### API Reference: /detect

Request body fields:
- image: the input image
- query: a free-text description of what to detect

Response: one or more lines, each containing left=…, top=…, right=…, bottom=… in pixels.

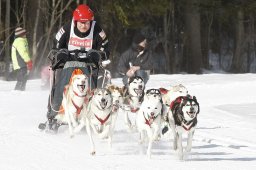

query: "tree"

left=183, top=0, right=203, bottom=73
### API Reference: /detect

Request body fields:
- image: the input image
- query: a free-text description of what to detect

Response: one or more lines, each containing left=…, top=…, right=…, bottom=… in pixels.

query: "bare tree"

left=4, top=0, right=10, bottom=63
left=32, top=1, right=41, bottom=61
left=36, top=0, right=74, bottom=72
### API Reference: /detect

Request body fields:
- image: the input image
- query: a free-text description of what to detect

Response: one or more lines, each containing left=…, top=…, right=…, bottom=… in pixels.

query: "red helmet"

left=73, top=4, right=94, bottom=22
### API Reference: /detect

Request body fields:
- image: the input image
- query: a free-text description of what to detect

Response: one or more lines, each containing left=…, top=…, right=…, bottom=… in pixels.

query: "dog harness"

left=63, top=86, right=89, bottom=115
left=71, top=100, right=83, bottom=115
left=127, top=97, right=142, bottom=113
left=181, top=120, right=197, bottom=131
left=94, top=113, right=111, bottom=125
left=143, top=112, right=159, bottom=127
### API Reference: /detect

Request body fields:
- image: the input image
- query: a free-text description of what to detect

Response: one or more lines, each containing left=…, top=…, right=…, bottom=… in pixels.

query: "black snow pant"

left=14, top=67, right=28, bottom=91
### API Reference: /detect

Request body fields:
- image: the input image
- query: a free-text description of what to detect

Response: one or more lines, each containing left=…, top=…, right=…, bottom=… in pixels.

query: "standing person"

left=11, top=27, right=32, bottom=91
left=117, top=32, right=153, bottom=86
left=40, top=4, right=110, bottom=131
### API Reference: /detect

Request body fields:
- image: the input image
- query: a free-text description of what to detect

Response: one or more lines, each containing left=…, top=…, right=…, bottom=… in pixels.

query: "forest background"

left=1, top=0, right=256, bottom=79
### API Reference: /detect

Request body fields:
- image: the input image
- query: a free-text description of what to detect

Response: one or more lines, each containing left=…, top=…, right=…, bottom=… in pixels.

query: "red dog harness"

left=94, top=113, right=111, bottom=125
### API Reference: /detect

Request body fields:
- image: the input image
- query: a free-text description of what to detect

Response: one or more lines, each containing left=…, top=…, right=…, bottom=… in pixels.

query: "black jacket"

left=54, top=21, right=109, bottom=59
left=117, top=44, right=153, bottom=75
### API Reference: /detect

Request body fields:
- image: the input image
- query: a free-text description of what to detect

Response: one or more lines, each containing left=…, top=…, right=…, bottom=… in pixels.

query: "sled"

left=38, top=49, right=109, bottom=132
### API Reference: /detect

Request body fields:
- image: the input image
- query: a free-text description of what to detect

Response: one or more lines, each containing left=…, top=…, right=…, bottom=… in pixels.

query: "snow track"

left=0, top=75, right=256, bottom=170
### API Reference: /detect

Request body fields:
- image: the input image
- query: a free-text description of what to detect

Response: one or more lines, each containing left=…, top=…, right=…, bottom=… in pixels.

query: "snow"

left=0, top=74, right=256, bottom=170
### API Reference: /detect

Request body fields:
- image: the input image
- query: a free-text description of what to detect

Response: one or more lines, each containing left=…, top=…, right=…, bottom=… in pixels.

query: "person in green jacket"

left=11, top=27, right=33, bottom=91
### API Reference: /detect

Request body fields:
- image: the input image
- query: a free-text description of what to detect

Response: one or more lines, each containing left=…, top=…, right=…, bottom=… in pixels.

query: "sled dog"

left=107, top=85, right=126, bottom=132
left=55, top=74, right=89, bottom=137
left=136, top=89, right=163, bottom=158
left=84, top=88, right=114, bottom=155
left=123, top=76, right=145, bottom=131
left=107, top=84, right=125, bottom=113
left=160, top=84, right=188, bottom=108
left=159, top=84, right=188, bottom=135
left=169, top=95, right=200, bottom=160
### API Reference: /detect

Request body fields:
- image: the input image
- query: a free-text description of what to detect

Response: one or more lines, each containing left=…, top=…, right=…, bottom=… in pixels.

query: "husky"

left=160, top=84, right=188, bottom=108
left=82, top=88, right=114, bottom=155
left=159, top=84, right=189, bottom=135
left=54, top=74, right=89, bottom=137
left=136, top=91, right=163, bottom=158
left=107, top=84, right=125, bottom=113
left=122, top=76, right=145, bottom=131
left=169, top=95, right=200, bottom=160
left=145, top=88, right=169, bottom=139
left=107, top=85, right=126, bottom=132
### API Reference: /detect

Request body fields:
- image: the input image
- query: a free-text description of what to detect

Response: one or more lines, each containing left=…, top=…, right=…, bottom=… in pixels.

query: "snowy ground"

left=0, top=74, right=256, bottom=170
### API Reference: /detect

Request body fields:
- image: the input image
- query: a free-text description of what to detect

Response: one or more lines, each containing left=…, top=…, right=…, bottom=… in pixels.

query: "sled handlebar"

left=47, top=49, right=108, bottom=70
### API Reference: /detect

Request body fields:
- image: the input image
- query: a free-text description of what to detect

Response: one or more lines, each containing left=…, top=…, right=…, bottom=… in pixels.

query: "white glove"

left=126, top=66, right=140, bottom=77
left=102, top=60, right=111, bottom=67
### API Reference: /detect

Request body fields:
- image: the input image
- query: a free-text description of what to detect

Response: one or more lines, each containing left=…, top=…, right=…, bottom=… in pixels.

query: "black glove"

left=51, top=49, right=69, bottom=70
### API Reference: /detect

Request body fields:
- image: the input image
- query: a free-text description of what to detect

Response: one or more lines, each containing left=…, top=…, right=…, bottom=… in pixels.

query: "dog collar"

left=130, top=107, right=139, bottom=113
left=73, top=90, right=87, bottom=97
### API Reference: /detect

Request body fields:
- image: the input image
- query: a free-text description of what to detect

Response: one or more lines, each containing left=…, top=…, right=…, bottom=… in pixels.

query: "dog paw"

left=70, top=133, right=74, bottom=138
left=173, top=144, right=177, bottom=150
left=147, top=151, right=152, bottom=159
left=138, top=140, right=144, bottom=144
left=185, top=147, right=191, bottom=153
left=72, top=122, right=78, bottom=128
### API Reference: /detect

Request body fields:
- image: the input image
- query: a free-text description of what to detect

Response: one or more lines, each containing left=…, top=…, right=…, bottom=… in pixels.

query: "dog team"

left=49, top=74, right=200, bottom=160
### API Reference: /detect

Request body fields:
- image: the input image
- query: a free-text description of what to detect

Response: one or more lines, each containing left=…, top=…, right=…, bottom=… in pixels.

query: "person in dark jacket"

left=117, top=32, right=153, bottom=85
left=40, top=4, right=110, bottom=131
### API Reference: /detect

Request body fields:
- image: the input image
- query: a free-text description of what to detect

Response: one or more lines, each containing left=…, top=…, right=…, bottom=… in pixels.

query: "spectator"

left=117, top=32, right=153, bottom=85
left=11, top=27, right=32, bottom=91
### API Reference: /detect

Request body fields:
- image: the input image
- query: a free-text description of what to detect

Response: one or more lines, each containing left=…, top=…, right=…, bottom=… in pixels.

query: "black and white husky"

left=122, top=76, right=145, bottom=131
left=169, top=95, right=200, bottom=160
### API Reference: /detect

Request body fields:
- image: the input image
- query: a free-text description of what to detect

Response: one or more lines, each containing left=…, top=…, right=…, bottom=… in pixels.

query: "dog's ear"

left=107, top=84, right=114, bottom=91
left=193, top=96, right=200, bottom=114
left=89, top=89, right=95, bottom=96
left=72, top=75, right=78, bottom=83
left=159, top=88, right=168, bottom=95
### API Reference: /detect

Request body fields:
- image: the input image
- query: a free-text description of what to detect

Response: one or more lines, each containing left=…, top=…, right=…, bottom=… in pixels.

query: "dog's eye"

left=155, top=107, right=158, bottom=109
left=147, top=107, right=150, bottom=109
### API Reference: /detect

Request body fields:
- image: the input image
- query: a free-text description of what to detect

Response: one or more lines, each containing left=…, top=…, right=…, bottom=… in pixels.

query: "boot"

left=14, top=81, right=23, bottom=91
